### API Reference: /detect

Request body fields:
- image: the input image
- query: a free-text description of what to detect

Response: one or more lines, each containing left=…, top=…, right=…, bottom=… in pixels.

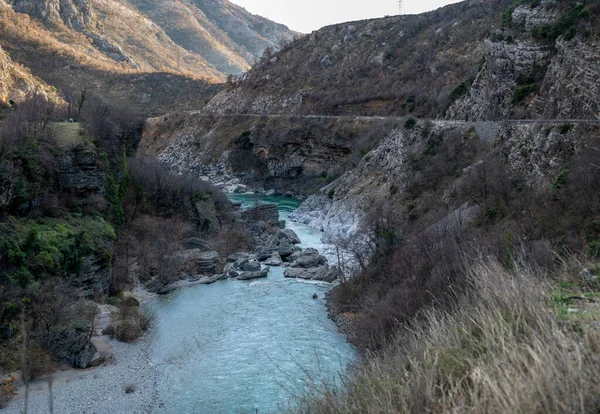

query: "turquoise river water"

left=147, top=195, right=355, bottom=413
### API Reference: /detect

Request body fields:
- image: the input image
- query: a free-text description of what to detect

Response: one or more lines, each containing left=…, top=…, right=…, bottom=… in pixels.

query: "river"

left=146, top=195, right=355, bottom=413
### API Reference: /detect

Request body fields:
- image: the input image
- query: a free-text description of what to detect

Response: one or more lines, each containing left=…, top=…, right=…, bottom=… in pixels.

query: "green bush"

left=535, top=4, right=593, bottom=42
left=448, top=81, right=468, bottom=103
left=513, top=84, right=536, bottom=102
left=0, top=218, right=115, bottom=284
left=404, top=118, right=417, bottom=130
left=552, top=168, right=570, bottom=192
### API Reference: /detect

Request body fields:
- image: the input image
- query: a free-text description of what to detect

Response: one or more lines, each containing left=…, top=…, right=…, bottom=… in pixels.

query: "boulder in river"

left=237, top=268, right=269, bottom=280
left=278, top=239, right=295, bottom=258
left=241, top=260, right=261, bottom=272
left=241, top=203, right=279, bottom=224
left=284, top=266, right=340, bottom=283
left=279, top=229, right=301, bottom=245
left=290, top=248, right=327, bottom=268
left=265, top=252, right=283, bottom=266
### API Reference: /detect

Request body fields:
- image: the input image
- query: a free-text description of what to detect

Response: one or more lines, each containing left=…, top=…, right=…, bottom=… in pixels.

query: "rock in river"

left=237, top=268, right=269, bottom=281
left=264, top=252, right=283, bottom=266
left=290, top=248, right=327, bottom=268
left=284, top=266, right=340, bottom=283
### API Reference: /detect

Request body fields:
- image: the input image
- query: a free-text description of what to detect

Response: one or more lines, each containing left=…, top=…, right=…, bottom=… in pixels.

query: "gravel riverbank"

left=5, top=334, right=159, bottom=414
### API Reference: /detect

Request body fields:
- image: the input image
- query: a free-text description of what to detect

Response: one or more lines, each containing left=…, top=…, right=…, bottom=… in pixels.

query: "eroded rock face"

left=71, top=254, right=112, bottom=298
left=176, top=249, right=220, bottom=275
left=12, top=0, right=95, bottom=29
left=58, top=145, right=106, bottom=195
left=447, top=38, right=553, bottom=120
left=44, top=327, right=97, bottom=368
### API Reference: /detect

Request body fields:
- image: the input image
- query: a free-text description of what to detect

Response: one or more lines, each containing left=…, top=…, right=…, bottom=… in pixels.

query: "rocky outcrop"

left=43, top=327, right=97, bottom=368
left=58, top=145, right=106, bottom=195
left=448, top=3, right=600, bottom=121
left=447, top=38, right=552, bottom=120
left=236, top=268, right=269, bottom=280
left=241, top=203, right=279, bottom=224
left=284, top=266, right=339, bottom=283
left=176, top=249, right=220, bottom=275
left=71, top=254, right=112, bottom=298
left=11, top=0, right=95, bottom=29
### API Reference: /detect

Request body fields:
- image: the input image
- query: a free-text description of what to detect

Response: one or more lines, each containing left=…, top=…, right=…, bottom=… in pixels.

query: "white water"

left=147, top=195, right=355, bottom=413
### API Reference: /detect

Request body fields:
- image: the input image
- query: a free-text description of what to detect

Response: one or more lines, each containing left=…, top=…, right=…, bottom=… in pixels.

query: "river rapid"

left=146, top=195, right=355, bottom=413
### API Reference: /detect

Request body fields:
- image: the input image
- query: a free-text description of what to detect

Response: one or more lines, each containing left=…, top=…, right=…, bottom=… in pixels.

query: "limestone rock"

left=58, top=145, right=105, bottom=195
left=44, top=328, right=98, bottom=369
left=291, top=248, right=327, bottom=269
left=278, top=239, right=295, bottom=258
left=241, top=203, right=279, bottom=223
left=237, top=268, right=269, bottom=280
left=241, top=260, right=261, bottom=272
left=177, top=249, right=219, bottom=275
left=284, top=266, right=339, bottom=283
left=279, top=228, right=301, bottom=244
left=264, top=252, right=283, bottom=266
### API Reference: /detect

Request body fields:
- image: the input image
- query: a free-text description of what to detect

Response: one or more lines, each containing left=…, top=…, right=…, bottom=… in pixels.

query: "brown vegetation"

left=296, top=261, right=600, bottom=413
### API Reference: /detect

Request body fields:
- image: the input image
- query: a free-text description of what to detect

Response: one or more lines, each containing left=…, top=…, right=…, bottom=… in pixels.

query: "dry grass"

left=53, top=122, right=86, bottom=148
left=0, top=376, right=17, bottom=409
left=295, top=261, right=600, bottom=413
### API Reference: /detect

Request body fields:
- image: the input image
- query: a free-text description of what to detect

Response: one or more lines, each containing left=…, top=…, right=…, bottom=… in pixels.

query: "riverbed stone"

left=241, top=260, right=261, bottom=272
left=279, top=229, right=301, bottom=244
left=278, top=239, right=295, bottom=258
left=241, top=203, right=279, bottom=224
left=290, top=248, right=327, bottom=268
left=227, top=252, right=250, bottom=263
left=284, top=265, right=340, bottom=283
left=237, top=268, right=269, bottom=280
left=265, top=252, right=283, bottom=266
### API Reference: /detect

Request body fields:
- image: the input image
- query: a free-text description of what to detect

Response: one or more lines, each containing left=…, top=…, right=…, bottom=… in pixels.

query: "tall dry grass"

left=295, top=261, right=600, bottom=413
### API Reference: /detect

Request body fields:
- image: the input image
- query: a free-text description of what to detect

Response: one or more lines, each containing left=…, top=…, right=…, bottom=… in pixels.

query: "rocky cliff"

left=448, top=2, right=600, bottom=120
left=291, top=119, right=597, bottom=241
left=140, top=114, right=396, bottom=194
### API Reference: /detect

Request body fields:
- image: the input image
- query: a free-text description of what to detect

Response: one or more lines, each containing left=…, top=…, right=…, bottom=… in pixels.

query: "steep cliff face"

left=291, top=119, right=596, bottom=241
left=11, top=0, right=96, bottom=29
left=448, top=1, right=600, bottom=120
left=140, top=114, right=396, bottom=194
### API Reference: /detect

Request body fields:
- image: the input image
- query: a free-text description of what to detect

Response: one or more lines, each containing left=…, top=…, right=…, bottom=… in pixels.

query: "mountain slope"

left=206, top=0, right=512, bottom=116
left=0, top=0, right=296, bottom=113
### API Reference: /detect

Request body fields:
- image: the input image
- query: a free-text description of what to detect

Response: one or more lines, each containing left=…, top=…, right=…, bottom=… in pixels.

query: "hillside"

left=0, top=0, right=296, bottom=113
left=206, top=0, right=509, bottom=116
